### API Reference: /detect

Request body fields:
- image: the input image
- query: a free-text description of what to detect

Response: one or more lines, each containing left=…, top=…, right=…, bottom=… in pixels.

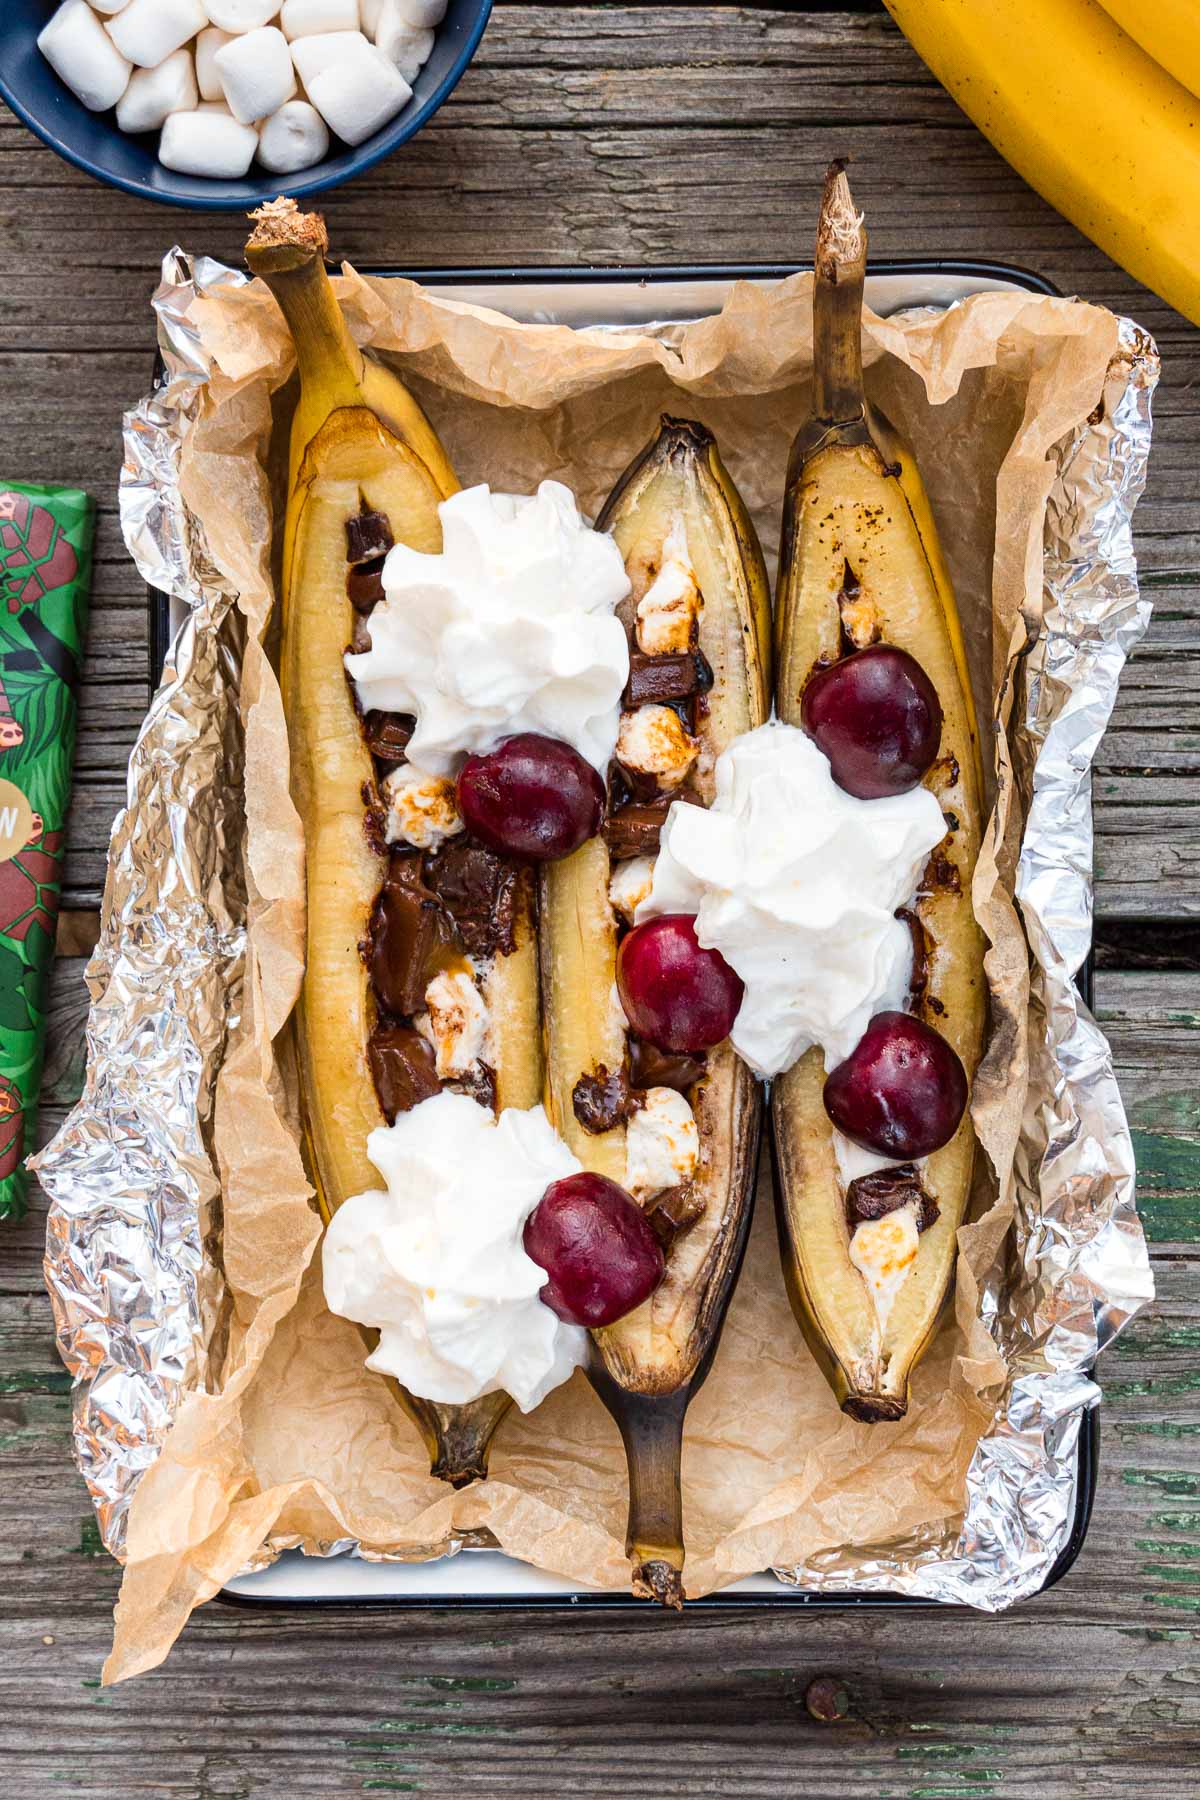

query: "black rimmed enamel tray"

left=150, top=257, right=1095, bottom=1612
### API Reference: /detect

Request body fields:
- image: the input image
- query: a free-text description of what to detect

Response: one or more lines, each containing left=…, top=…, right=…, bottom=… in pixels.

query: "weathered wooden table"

left=2, top=4, right=1197, bottom=1793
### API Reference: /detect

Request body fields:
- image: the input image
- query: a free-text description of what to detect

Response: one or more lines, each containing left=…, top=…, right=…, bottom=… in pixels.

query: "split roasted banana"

left=539, top=418, right=771, bottom=1603
left=246, top=200, right=536, bottom=1485
left=771, top=166, right=987, bottom=1422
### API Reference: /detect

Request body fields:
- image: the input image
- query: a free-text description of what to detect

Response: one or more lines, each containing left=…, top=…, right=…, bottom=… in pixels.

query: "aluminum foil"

left=35, top=257, right=1157, bottom=1603
left=34, top=252, right=249, bottom=1557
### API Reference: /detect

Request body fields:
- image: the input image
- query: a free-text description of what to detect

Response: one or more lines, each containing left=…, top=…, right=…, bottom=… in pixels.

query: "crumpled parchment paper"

left=36, top=250, right=1156, bottom=1681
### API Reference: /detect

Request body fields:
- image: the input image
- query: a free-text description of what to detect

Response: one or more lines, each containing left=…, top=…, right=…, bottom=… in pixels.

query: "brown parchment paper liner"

left=37, top=253, right=1156, bottom=1683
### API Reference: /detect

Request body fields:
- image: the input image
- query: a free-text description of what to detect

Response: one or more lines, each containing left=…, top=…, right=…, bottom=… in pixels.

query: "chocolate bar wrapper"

left=0, top=482, right=93, bottom=1221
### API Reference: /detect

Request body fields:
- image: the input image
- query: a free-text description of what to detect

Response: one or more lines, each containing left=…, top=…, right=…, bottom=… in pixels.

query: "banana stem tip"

left=247, top=196, right=329, bottom=257
left=632, top=1557, right=686, bottom=1609
left=816, top=160, right=867, bottom=285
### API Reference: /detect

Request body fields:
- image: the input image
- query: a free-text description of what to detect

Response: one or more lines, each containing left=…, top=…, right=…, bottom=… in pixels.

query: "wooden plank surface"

left=0, top=2, right=1197, bottom=1795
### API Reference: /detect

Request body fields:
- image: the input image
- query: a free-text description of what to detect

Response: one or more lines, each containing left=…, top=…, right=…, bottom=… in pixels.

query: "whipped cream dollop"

left=322, top=1091, right=589, bottom=1412
left=636, top=721, right=947, bottom=1080
left=346, top=481, right=631, bottom=778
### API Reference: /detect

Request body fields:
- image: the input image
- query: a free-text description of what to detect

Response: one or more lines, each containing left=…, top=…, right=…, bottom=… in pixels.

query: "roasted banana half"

left=539, top=418, right=771, bottom=1604
left=771, top=165, right=987, bottom=1423
left=247, top=201, right=539, bottom=1484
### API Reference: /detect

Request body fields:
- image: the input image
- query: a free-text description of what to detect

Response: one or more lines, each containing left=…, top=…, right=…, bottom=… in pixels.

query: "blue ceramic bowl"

left=0, top=0, right=492, bottom=209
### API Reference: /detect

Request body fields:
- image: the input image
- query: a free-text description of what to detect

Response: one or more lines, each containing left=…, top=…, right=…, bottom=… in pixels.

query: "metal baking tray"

left=150, top=257, right=1096, bottom=1611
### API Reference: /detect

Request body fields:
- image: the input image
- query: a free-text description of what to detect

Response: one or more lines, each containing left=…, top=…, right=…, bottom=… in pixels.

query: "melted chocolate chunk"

left=604, top=790, right=701, bottom=859
left=451, top=1061, right=497, bottom=1114
left=846, top=1164, right=940, bottom=1234
left=369, top=852, right=460, bottom=1018
left=369, top=1024, right=441, bottom=1122
left=895, top=906, right=931, bottom=1009
left=423, top=838, right=519, bottom=958
left=643, top=1183, right=705, bottom=1249
left=919, top=845, right=963, bottom=898
left=572, top=1064, right=633, bottom=1135
left=627, top=1037, right=706, bottom=1094
left=625, top=651, right=700, bottom=707
left=347, top=557, right=386, bottom=613
left=364, top=710, right=415, bottom=762
left=346, top=509, right=393, bottom=564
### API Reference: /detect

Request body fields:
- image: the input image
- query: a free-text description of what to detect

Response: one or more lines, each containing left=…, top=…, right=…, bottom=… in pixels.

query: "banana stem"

left=591, top=1368, right=688, bottom=1608
left=812, top=160, right=869, bottom=426
left=246, top=199, right=367, bottom=430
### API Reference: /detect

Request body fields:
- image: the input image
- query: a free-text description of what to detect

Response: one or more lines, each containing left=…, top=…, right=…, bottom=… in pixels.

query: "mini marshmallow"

left=204, top=0, right=282, bottom=29
left=257, top=99, right=331, bottom=173
left=281, top=0, right=360, bottom=39
left=159, top=109, right=259, bottom=179
left=195, top=27, right=234, bottom=103
left=290, top=30, right=372, bottom=87
left=105, top=0, right=208, bottom=70
left=306, top=43, right=411, bottom=144
left=385, top=0, right=446, bottom=29
left=215, top=27, right=297, bottom=126
left=361, top=0, right=383, bottom=31
left=89, top=0, right=131, bottom=13
left=392, top=31, right=433, bottom=85
left=374, top=2, right=433, bottom=81
left=38, top=1, right=131, bottom=113
left=116, top=48, right=198, bottom=134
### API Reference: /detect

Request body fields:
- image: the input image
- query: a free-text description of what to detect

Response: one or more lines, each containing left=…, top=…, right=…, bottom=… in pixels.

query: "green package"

left=0, top=482, right=94, bottom=1221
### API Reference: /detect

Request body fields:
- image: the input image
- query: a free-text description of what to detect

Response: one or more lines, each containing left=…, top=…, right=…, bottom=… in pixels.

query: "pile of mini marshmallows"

left=37, top=0, right=446, bottom=179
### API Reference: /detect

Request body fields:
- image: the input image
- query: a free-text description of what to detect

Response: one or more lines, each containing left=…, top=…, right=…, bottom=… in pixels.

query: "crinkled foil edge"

left=36, top=261, right=1157, bottom=1603
left=33, top=252, right=249, bottom=1559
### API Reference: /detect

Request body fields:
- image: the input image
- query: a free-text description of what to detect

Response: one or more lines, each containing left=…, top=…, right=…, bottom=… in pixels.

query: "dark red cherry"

left=617, top=914, right=743, bottom=1055
left=823, top=1010, right=968, bottom=1160
left=802, top=645, right=943, bottom=798
left=524, top=1173, right=664, bottom=1328
left=457, top=733, right=605, bottom=862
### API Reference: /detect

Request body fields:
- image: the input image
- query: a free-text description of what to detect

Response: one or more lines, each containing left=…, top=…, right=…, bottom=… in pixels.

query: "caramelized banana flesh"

left=540, top=418, right=770, bottom=1598
left=773, top=437, right=985, bottom=1422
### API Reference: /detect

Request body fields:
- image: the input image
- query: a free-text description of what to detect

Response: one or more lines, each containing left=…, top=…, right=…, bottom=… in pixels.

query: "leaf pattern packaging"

left=0, top=483, right=93, bottom=1220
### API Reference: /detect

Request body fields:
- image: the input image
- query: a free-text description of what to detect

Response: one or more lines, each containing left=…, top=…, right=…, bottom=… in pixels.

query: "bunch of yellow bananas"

left=883, top=0, right=1200, bottom=323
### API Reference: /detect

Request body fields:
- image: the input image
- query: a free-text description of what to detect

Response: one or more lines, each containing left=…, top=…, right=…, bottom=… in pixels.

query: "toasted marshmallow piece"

left=417, top=969, right=488, bottom=1079
left=386, top=0, right=447, bottom=27
left=626, top=1087, right=700, bottom=1199
left=636, top=522, right=701, bottom=656
left=159, top=109, right=259, bottom=179
left=609, top=855, right=656, bottom=924
left=616, top=704, right=698, bottom=790
left=257, top=99, right=332, bottom=172
left=38, top=1, right=132, bottom=112
left=307, top=45, right=412, bottom=145
left=195, top=27, right=234, bottom=103
left=215, top=27, right=297, bottom=126
left=105, top=0, right=208, bottom=69
left=116, top=47, right=198, bottom=134
left=848, top=1204, right=921, bottom=1330
left=382, top=763, right=463, bottom=851
left=282, top=0, right=361, bottom=37
left=205, top=0, right=282, bottom=29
